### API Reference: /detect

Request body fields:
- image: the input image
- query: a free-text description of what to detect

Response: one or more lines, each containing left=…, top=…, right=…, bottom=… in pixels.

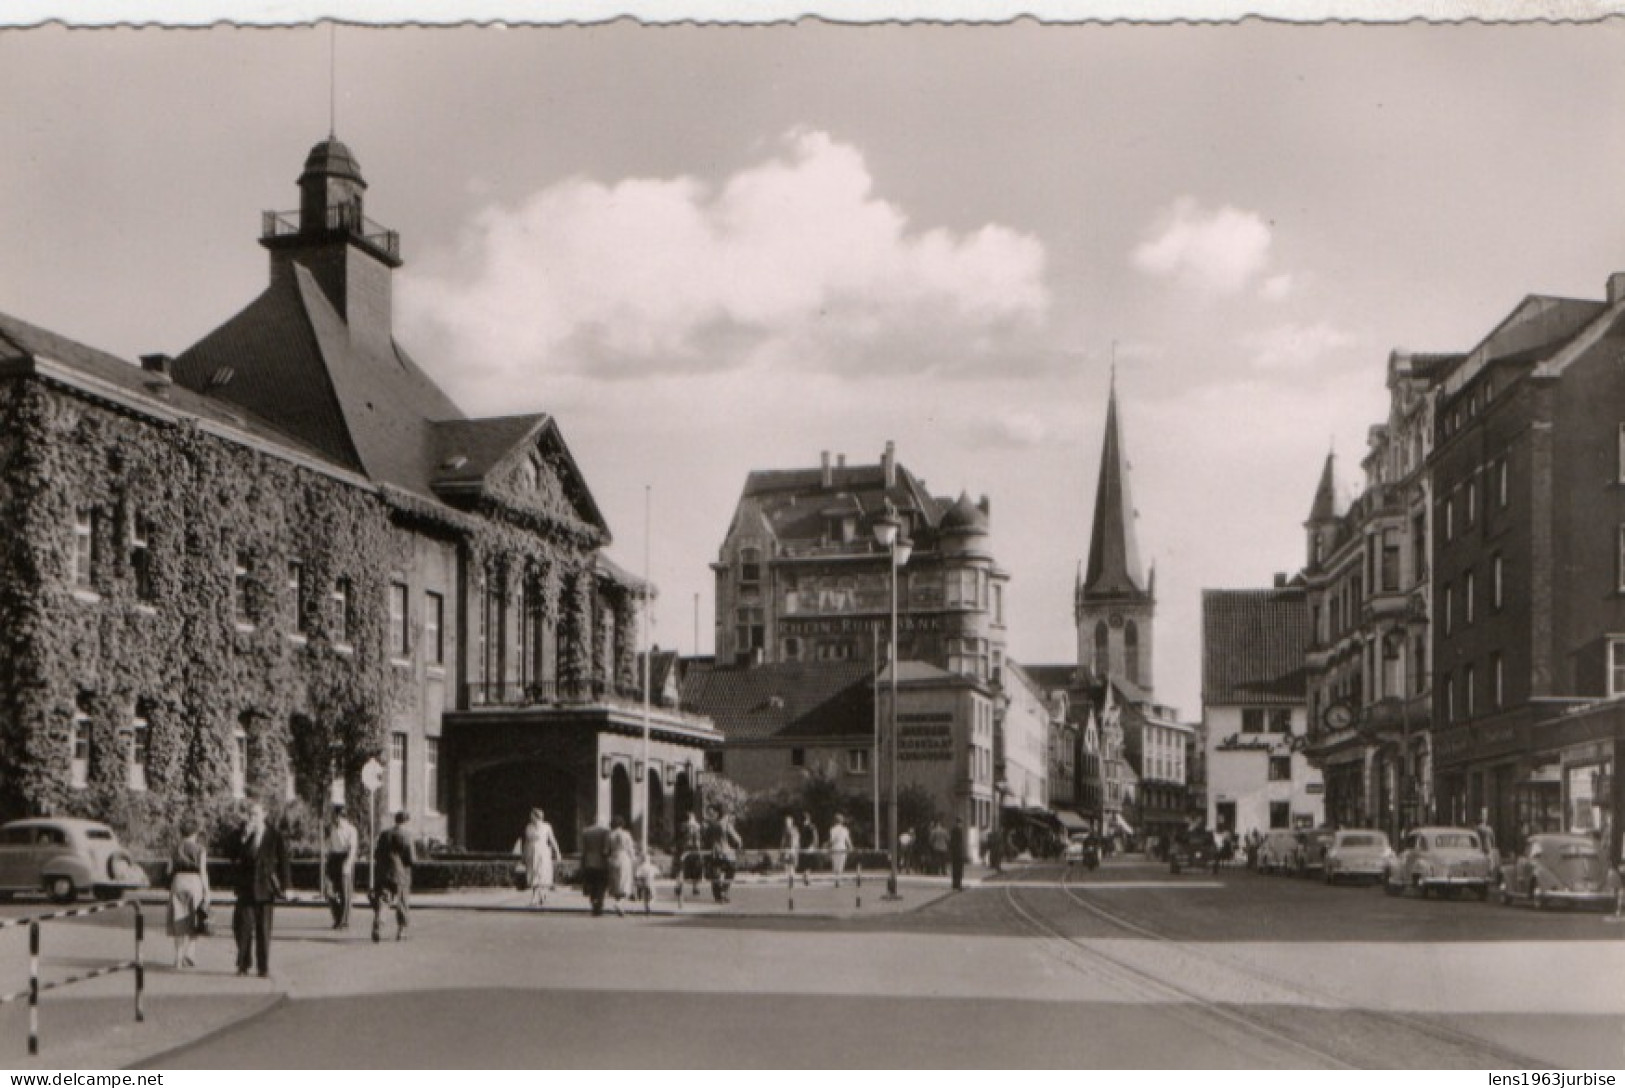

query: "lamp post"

left=872, top=506, right=912, bottom=900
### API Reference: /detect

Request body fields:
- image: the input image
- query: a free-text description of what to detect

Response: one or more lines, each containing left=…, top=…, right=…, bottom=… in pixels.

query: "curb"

left=126, top=992, right=289, bottom=1071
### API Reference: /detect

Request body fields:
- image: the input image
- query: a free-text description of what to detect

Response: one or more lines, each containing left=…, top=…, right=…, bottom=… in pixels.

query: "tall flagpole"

left=640, top=484, right=652, bottom=855
left=872, top=624, right=881, bottom=852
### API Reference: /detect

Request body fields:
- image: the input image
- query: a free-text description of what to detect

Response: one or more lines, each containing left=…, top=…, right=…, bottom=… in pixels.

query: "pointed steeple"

left=1082, top=382, right=1148, bottom=599
left=1309, top=450, right=1338, bottom=523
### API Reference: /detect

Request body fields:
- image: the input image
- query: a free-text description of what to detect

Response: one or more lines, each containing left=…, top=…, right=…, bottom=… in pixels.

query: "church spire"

left=1082, top=381, right=1147, bottom=599
left=1309, top=449, right=1338, bottom=523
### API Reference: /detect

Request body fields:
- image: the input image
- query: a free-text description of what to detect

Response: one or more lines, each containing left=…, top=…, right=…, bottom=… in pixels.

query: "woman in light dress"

left=166, top=817, right=211, bottom=969
left=607, top=814, right=637, bottom=917
left=827, top=813, right=853, bottom=887
left=518, top=808, right=562, bottom=908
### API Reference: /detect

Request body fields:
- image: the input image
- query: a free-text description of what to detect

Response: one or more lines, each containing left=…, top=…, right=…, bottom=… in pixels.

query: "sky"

left=4, top=22, right=1625, bottom=719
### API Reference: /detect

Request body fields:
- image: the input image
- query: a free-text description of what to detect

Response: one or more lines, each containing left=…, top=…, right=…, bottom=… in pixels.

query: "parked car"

left=1321, top=828, right=1393, bottom=885
left=0, top=818, right=149, bottom=904
left=1063, top=834, right=1102, bottom=870
left=1256, top=830, right=1300, bottom=875
left=1499, top=833, right=1620, bottom=910
left=1169, top=830, right=1221, bottom=875
left=1382, top=826, right=1492, bottom=899
left=1293, top=828, right=1336, bottom=877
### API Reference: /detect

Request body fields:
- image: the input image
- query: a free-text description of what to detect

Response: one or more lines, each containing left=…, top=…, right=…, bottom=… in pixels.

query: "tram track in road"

left=998, top=864, right=1551, bottom=1069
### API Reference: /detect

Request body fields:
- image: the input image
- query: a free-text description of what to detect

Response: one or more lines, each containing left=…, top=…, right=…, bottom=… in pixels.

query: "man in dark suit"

left=578, top=816, right=611, bottom=917
left=950, top=817, right=968, bottom=892
left=372, top=811, right=416, bottom=942
left=231, top=801, right=291, bottom=978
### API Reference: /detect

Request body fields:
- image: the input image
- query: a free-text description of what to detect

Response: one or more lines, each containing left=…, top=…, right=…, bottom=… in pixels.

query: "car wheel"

left=45, top=876, right=75, bottom=904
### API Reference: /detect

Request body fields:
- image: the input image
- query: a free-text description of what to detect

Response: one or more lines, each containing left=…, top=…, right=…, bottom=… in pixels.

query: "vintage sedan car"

left=1499, top=833, right=1619, bottom=910
left=1169, top=831, right=1221, bottom=875
left=1063, top=834, right=1101, bottom=870
left=0, top=818, right=149, bottom=903
left=1256, top=829, right=1300, bottom=875
left=1382, top=826, right=1492, bottom=899
left=1321, top=828, right=1393, bottom=885
left=1293, top=828, right=1337, bottom=878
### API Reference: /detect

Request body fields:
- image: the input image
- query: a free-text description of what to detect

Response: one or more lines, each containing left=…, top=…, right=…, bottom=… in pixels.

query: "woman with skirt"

left=166, top=818, right=211, bottom=969
left=606, top=815, right=637, bottom=917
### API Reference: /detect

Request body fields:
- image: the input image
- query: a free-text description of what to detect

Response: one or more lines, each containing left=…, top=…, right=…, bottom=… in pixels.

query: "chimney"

left=882, top=440, right=897, bottom=488
left=140, top=354, right=173, bottom=378
left=978, top=494, right=990, bottom=518
left=1274, top=572, right=1288, bottom=588
left=821, top=451, right=832, bottom=488
left=1608, top=273, right=1625, bottom=305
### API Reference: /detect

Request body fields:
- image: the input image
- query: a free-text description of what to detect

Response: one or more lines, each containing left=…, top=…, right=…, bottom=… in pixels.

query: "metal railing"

left=261, top=207, right=401, bottom=261
left=0, top=899, right=144, bottom=1055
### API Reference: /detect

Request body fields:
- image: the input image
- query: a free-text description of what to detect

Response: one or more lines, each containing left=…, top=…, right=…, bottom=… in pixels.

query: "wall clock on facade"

left=1322, top=703, right=1353, bottom=730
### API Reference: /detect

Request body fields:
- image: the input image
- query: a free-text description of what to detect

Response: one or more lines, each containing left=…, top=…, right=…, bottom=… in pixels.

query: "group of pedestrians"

left=776, top=812, right=856, bottom=886
left=163, top=800, right=418, bottom=979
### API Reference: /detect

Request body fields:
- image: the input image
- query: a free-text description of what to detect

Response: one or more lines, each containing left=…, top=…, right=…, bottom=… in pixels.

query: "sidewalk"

left=0, top=866, right=981, bottom=1069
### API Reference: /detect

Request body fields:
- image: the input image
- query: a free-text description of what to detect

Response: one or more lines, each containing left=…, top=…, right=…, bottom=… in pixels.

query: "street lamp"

left=873, top=505, right=912, bottom=899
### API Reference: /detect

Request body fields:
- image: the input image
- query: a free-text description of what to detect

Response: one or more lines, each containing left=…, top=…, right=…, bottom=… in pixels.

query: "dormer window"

left=739, top=547, right=762, bottom=587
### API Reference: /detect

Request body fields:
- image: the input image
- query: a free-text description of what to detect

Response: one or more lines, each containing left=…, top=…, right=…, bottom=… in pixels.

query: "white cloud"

left=1260, top=273, right=1295, bottom=301
left=1244, top=322, right=1356, bottom=373
left=1131, top=197, right=1275, bottom=297
left=399, top=129, right=1049, bottom=387
left=970, top=409, right=1049, bottom=449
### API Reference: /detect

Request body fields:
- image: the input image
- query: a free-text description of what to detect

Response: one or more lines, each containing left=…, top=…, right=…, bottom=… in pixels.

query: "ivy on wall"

left=0, top=377, right=642, bottom=852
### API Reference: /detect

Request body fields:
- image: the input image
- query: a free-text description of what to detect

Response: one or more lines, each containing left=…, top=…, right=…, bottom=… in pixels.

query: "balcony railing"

left=261, top=207, right=401, bottom=261
left=465, top=679, right=652, bottom=711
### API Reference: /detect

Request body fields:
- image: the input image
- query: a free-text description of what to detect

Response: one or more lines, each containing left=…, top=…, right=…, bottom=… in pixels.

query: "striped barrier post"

left=27, top=922, right=39, bottom=1057
left=0, top=898, right=147, bottom=1056
left=854, top=863, right=861, bottom=910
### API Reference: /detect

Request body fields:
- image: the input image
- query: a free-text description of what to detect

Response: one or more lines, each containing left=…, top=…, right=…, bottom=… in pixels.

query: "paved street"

left=2, top=857, right=1622, bottom=1069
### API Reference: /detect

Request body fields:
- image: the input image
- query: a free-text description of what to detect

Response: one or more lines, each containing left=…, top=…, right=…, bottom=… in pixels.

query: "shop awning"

left=1111, top=814, right=1135, bottom=835
left=1054, top=809, right=1090, bottom=833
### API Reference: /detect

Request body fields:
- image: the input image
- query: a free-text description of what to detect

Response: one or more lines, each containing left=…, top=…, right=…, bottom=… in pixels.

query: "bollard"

left=27, top=922, right=39, bottom=1056
left=787, top=867, right=795, bottom=912
left=855, top=863, right=862, bottom=909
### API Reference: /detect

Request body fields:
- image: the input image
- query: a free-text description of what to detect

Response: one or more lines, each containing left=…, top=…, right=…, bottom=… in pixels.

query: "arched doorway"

left=646, top=771, right=666, bottom=845
left=674, top=771, right=695, bottom=824
left=610, top=763, right=633, bottom=826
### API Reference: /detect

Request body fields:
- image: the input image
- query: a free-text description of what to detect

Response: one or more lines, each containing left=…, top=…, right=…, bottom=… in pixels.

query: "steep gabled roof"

left=1308, top=451, right=1338, bottom=523
left=679, top=662, right=875, bottom=742
left=738, top=459, right=946, bottom=546
left=1201, top=587, right=1311, bottom=706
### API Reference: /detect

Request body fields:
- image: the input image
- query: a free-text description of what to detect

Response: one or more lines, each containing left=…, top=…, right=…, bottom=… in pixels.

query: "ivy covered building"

left=0, top=137, right=718, bottom=853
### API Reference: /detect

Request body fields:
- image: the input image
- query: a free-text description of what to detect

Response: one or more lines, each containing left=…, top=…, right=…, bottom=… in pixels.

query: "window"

left=425, top=591, right=445, bottom=666
left=734, top=606, right=764, bottom=662
left=231, top=717, right=249, bottom=799
left=480, top=583, right=505, bottom=684
left=331, top=577, right=353, bottom=645
left=1443, top=671, right=1454, bottom=723
left=1269, top=801, right=1290, bottom=829
left=993, top=584, right=1004, bottom=625
left=1492, top=555, right=1504, bottom=612
left=389, top=582, right=409, bottom=659
left=130, top=516, right=154, bottom=602
left=1464, top=570, right=1476, bottom=625
left=1466, top=479, right=1478, bottom=526
left=782, top=637, right=802, bottom=662
left=1618, top=424, right=1625, bottom=483
left=705, top=750, right=726, bottom=774
left=790, top=748, right=806, bottom=768
left=388, top=732, right=408, bottom=814
left=1241, top=708, right=1265, bottom=733
left=128, top=701, right=150, bottom=791
left=1492, top=652, right=1504, bottom=709
left=72, top=507, right=96, bottom=590
left=70, top=693, right=92, bottom=789
left=1381, top=529, right=1400, bottom=592
left=947, top=636, right=989, bottom=680
left=846, top=748, right=869, bottom=774
left=1443, top=497, right=1455, bottom=544
left=1412, top=512, right=1428, bottom=580
left=1619, top=525, right=1625, bottom=593
left=1611, top=639, right=1625, bottom=698
left=1267, top=708, right=1291, bottom=733
left=1268, top=756, right=1292, bottom=782
left=815, top=642, right=851, bottom=661
left=1124, top=621, right=1140, bottom=685
left=946, top=569, right=978, bottom=608
left=425, top=737, right=442, bottom=814
left=233, top=552, right=252, bottom=625
left=287, top=560, right=307, bottom=635
left=1498, top=459, right=1509, bottom=509
left=739, top=547, right=761, bottom=587
left=1093, top=622, right=1108, bottom=677
left=1465, top=663, right=1477, bottom=717
left=1443, top=583, right=1453, bottom=635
